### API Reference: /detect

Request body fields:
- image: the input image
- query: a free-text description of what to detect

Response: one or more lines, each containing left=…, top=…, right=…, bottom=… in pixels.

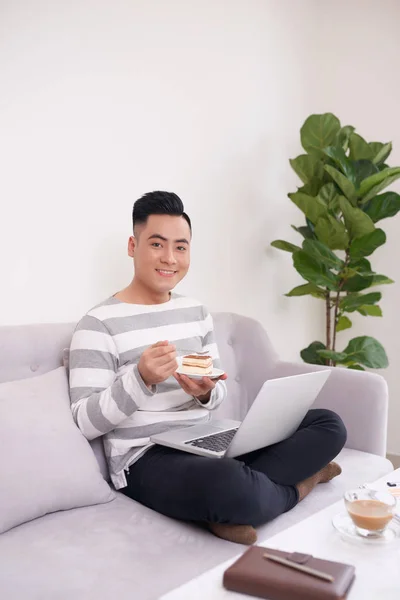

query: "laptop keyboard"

left=184, top=428, right=239, bottom=453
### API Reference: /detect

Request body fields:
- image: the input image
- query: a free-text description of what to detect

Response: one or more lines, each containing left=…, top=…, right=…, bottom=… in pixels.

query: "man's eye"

left=177, top=246, right=186, bottom=251
left=151, top=242, right=161, bottom=248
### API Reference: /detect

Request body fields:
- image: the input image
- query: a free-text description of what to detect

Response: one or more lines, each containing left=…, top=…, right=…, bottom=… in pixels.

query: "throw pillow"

left=0, top=367, right=115, bottom=533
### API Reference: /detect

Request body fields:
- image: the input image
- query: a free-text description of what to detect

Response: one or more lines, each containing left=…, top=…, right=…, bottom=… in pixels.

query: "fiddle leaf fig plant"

left=272, top=113, right=400, bottom=370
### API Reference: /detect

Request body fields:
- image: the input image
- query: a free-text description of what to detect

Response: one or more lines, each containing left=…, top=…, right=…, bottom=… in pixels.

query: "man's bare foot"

left=296, top=462, right=342, bottom=501
left=208, top=523, right=257, bottom=545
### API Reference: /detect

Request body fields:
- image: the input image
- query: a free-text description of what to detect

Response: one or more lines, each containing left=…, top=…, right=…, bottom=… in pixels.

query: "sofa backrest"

left=0, top=312, right=279, bottom=478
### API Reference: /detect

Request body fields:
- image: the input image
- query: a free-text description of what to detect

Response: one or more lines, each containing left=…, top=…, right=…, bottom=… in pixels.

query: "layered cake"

left=181, top=354, right=213, bottom=375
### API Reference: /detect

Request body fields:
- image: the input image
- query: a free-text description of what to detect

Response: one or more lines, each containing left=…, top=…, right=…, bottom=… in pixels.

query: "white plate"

left=175, top=366, right=225, bottom=380
left=332, top=511, right=400, bottom=545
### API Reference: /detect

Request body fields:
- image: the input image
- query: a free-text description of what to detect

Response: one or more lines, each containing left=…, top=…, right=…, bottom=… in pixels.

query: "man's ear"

left=128, top=236, right=137, bottom=258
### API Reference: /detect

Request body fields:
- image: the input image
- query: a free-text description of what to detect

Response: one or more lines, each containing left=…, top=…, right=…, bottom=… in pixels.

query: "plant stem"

left=332, top=252, right=350, bottom=356
left=332, top=296, right=340, bottom=354
left=325, top=291, right=331, bottom=366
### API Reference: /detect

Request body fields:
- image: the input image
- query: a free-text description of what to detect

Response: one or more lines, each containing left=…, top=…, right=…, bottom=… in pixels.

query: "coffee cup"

left=344, top=488, right=396, bottom=538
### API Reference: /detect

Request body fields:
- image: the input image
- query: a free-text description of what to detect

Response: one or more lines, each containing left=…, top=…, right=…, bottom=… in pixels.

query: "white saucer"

left=332, top=511, right=400, bottom=545
left=175, top=366, right=225, bottom=380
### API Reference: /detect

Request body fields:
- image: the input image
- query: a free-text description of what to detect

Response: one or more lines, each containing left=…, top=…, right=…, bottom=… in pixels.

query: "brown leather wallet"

left=223, top=546, right=355, bottom=599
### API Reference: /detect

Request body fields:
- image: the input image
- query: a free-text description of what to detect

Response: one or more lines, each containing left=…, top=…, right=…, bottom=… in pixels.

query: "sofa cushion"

left=0, top=367, right=115, bottom=534
left=0, top=448, right=392, bottom=599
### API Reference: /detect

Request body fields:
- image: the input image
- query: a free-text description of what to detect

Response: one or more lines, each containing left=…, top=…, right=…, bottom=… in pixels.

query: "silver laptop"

left=150, top=370, right=331, bottom=458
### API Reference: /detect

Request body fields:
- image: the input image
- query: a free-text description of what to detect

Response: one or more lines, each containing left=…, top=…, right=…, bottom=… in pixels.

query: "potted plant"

left=271, top=113, right=400, bottom=370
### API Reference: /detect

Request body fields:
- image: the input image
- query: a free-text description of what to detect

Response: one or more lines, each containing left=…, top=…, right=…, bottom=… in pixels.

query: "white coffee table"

left=161, top=469, right=400, bottom=600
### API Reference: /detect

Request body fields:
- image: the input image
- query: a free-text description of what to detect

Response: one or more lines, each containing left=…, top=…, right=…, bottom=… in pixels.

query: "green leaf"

left=370, top=274, right=394, bottom=287
left=288, top=192, right=328, bottom=224
left=291, top=224, right=315, bottom=239
left=324, top=165, right=357, bottom=203
left=359, top=167, right=400, bottom=203
left=336, top=315, right=352, bottom=332
left=351, top=160, right=379, bottom=188
left=342, top=278, right=372, bottom=292
left=349, top=228, right=386, bottom=261
left=318, top=183, right=341, bottom=212
left=293, top=250, right=339, bottom=290
left=343, top=267, right=361, bottom=278
left=300, top=341, right=327, bottom=365
left=337, top=125, right=355, bottom=152
left=342, top=272, right=374, bottom=292
left=347, top=364, right=365, bottom=371
left=362, top=192, right=400, bottom=223
left=314, top=215, right=349, bottom=250
left=342, top=258, right=377, bottom=292
left=289, top=155, right=324, bottom=184
left=369, top=142, right=383, bottom=159
left=300, top=113, right=341, bottom=157
left=318, top=183, right=337, bottom=204
left=302, top=239, right=344, bottom=270
left=306, top=218, right=316, bottom=233
left=285, top=283, right=326, bottom=298
left=340, top=292, right=381, bottom=313
left=271, top=240, right=301, bottom=253
left=342, top=336, right=389, bottom=368
left=323, top=146, right=356, bottom=182
left=318, top=349, right=348, bottom=362
left=298, top=179, right=323, bottom=196
left=349, top=257, right=372, bottom=274
left=357, top=305, right=383, bottom=317
left=349, top=133, right=373, bottom=160
left=371, top=142, right=392, bottom=165
left=339, top=197, right=375, bottom=240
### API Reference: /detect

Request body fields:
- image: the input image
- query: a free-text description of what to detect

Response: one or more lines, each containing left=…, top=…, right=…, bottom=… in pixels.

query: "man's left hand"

left=173, top=372, right=228, bottom=403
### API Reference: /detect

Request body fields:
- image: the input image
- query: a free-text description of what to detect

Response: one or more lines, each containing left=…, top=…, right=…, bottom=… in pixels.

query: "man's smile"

left=156, top=269, right=177, bottom=277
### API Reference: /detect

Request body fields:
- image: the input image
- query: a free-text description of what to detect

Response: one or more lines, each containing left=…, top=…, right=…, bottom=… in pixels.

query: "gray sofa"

left=0, top=312, right=393, bottom=599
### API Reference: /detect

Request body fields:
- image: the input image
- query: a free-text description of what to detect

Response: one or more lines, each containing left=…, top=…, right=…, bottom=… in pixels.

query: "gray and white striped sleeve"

left=194, top=308, right=227, bottom=411
left=68, top=315, right=154, bottom=440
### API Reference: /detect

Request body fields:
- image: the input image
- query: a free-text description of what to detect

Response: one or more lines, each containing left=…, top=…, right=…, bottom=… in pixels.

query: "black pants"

left=121, top=409, right=347, bottom=527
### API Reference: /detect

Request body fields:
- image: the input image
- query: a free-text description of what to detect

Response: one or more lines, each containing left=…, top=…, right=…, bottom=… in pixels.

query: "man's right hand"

left=137, top=341, right=178, bottom=387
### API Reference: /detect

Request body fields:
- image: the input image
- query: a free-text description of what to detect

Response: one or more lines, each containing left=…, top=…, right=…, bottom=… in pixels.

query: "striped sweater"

left=68, top=293, right=227, bottom=489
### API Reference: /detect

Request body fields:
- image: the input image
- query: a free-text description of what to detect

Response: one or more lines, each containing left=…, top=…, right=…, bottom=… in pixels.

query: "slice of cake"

left=181, top=354, right=213, bottom=375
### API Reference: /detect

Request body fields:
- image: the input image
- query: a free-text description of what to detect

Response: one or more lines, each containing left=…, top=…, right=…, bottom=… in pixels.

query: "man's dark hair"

left=132, top=191, right=191, bottom=233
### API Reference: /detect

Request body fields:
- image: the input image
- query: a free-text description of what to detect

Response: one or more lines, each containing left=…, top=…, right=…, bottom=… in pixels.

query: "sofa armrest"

left=271, top=360, right=388, bottom=457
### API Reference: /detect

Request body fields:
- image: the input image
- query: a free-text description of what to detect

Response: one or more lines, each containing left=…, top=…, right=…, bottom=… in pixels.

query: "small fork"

left=179, top=349, right=210, bottom=355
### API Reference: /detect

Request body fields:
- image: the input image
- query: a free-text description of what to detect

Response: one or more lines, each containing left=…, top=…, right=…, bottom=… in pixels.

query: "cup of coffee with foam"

left=344, top=488, right=396, bottom=538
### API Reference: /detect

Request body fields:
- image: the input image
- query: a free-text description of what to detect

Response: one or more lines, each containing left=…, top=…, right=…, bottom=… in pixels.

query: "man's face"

left=129, top=214, right=191, bottom=293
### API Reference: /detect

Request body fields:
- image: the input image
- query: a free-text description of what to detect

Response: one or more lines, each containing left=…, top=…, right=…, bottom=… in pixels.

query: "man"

left=69, top=191, right=346, bottom=545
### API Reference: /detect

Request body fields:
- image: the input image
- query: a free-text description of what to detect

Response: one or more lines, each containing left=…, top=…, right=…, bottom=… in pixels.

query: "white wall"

left=0, top=0, right=323, bottom=340
left=1, top=0, right=400, bottom=452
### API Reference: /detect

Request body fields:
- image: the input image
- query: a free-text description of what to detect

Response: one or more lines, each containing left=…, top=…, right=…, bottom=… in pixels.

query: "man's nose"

left=161, top=248, right=177, bottom=265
